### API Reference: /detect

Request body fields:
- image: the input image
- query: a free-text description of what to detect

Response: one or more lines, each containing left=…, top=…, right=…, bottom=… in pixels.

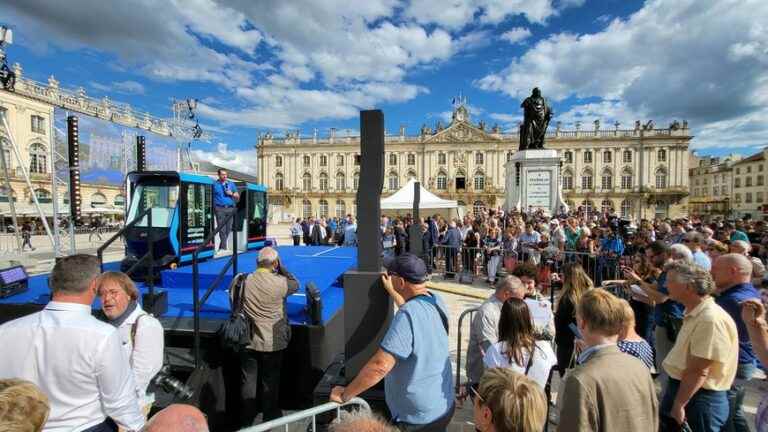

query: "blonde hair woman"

left=473, top=368, right=547, bottom=432
left=0, top=378, right=49, bottom=432
left=554, top=262, right=594, bottom=376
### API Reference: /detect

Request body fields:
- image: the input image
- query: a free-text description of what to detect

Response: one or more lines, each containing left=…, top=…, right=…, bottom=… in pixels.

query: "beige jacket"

left=239, top=269, right=298, bottom=352
left=557, top=345, right=658, bottom=432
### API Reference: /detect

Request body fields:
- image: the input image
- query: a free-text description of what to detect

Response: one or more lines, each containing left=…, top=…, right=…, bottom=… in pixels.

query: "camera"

left=151, top=366, right=194, bottom=400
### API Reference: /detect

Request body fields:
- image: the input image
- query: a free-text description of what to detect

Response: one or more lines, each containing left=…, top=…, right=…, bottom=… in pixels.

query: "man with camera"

left=239, top=247, right=298, bottom=427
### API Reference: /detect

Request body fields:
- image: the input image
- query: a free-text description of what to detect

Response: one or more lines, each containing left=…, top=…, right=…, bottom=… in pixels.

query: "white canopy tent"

left=381, top=179, right=461, bottom=219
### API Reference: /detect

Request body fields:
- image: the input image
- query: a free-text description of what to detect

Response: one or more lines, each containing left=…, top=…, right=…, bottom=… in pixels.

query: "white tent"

left=381, top=179, right=461, bottom=218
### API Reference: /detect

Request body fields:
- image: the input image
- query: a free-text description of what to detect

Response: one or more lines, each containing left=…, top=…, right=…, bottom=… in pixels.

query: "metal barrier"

left=430, top=245, right=515, bottom=283
left=454, top=306, right=479, bottom=394
left=238, top=398, right=371, bottom=432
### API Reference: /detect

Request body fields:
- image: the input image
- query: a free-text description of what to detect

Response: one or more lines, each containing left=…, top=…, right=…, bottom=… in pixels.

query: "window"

left=320, top=155, right=328, bottom=167
left=275, top=173, right=284, bottom=191
left=337, top=155, right=344, bottom=166
left=758, top=175, right=764, bottom=186
left=583, top=151, right=592, bottom=164
left=564, top=151, right=573, bottom=164
left=655, top=168, right=667, bottom=189
left=507, top=151, right=513, bottom=162
left=29, top=143, right=47, bottom=174
left=31, top=115, right=46, bottom=134
left=654, top=200, right=669, bottom=218
left=319, top=200, right=329, bottom=218
left=275, top=155, right=282, bottom=167
left=34, top=189, right=52, bottom=204
left=303, top=155, right=311, bottom=167
left=760, top=164, right=764, bottom=172
left=736, top=168, right=740, bottom=174
left=475, top=152, right=484, bottom=165
left=407, top=154, right=415, bottom=165
left=473, top=201, right=485, bottom=216
left=302, top=200, right=312, bottom=219
left=735, top=193, right=742, bottom=203
left=745, top=193, right=753, bottom=203
left=747, top=166, right=752, bottom=173
left=388, top=172, right=399, bottom=190
left=389, top=154, right=397, bottom=166
left=90, top=192, right=107, bottom=208
left=581, top=170, right=593, bottom=189
left=621, top=169, right=633, bottom=189
left=581, top=200, right=594, bottom=216
left=603, top=151, right=612, bottom=164
left=474, top=172, right=485, bottom=190
left=406, top=170, right=417, bottom=181
left=623, top=150, right=632, bottom=163
left=437, top=172, right=447, bottom=190
left=601, top=199, right=613, bottom=214
left=562, top=172, right=573, bottom=190
left=601, top=169, right=612, bottom=190
left=114, top=195, right=125, bottom=207
left=456, top=171, right=466, bottom=190
left=735, top=178, right=741, bottom=188
left=335, top=200, right=346, bottom=218
left=757, top=192, right=764, bottom=203
left=336, top=173, right=345, bottom=190
left=438, top=152, right=446, bottom=165
left=620, top=199, right=632, bottom=218
left=713, top=186, right=718, bottom=196
left=302, top=173, right=312, bottom=191
left=353, top=172, right=360, bottom=189
left=746, top=177, right=752, bottom=187
left=354, top=154, right=360, bottom=165
left=0, top=186, right=15, bottom=203
left=657, top=149, right=667, bottom=162
left=1, top=140, right=10, bottom=169
left=721, top=185, right=727, bottom=195
left=319, top=173, right=329, bottom=191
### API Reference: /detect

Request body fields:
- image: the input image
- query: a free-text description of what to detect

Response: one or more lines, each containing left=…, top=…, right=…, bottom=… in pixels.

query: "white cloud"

left=89, top=80, right=145, bottom=95
left=500, top=27, right=532, bottom=44
left=191, top=142, right=259, bottom=175
left=404, top=0, right=558, bottom=29
left=476, top=0, right=768, bottom=150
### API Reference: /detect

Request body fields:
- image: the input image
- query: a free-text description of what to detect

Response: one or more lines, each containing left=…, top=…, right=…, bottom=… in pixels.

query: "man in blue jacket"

left=442, top=221, right=462, bottom=279
left=712, top=253, right=760, bottom=432
left=213, top=169, right=239, bottom=251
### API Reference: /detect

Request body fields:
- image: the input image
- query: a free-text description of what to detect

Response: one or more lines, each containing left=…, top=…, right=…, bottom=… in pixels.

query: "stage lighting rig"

left=0, top=26, right=16, bottom=91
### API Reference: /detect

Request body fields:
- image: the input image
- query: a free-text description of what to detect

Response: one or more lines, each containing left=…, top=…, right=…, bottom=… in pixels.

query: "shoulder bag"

left=219, top=273, right=252, bottom=352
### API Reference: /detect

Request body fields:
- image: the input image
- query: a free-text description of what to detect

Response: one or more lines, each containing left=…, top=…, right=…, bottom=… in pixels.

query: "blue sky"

left=4, top=0, right=768, bottom=173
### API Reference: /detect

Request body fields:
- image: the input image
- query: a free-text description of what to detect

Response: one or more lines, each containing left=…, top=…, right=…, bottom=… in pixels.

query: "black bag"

left=219, top=273, right=251, bottom=352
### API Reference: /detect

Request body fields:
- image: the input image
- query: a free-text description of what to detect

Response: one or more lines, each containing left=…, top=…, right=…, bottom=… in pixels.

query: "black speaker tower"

left=136, top=136, right=146, bottom=172
left=66, top=116, right=82, bottom=226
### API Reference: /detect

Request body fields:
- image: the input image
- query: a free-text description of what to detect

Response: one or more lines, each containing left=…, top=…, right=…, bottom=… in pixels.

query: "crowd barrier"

left=238, top=398, right=370, bottom=432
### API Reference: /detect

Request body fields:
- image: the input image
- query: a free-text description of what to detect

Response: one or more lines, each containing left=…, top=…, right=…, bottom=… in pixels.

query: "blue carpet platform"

left=0, top=245, right=357, bottom=326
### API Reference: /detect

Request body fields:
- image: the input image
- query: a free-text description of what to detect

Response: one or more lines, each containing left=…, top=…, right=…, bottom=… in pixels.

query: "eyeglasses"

left=469, top=385, right=485, bottom=403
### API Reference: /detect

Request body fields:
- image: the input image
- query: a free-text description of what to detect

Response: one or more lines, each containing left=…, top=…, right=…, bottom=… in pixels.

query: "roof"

left=381, top=179, right=458, bottom=210
left=733, top=148, right=767, bottom=165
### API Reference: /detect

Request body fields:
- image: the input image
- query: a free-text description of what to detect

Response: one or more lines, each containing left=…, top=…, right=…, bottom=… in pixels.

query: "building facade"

left=732, top=147, right=768, bottom=220
left=688, top=154, right=742, bottom=218
left=257, top=104, right=692, bottom=221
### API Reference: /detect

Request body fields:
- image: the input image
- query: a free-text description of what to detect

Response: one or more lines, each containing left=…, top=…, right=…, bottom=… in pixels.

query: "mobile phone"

left=569, top=323, right=583, bottom=339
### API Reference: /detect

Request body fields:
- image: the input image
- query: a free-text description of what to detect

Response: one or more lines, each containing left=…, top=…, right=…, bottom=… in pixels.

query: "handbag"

left=219, top=273, right=252, bottom=352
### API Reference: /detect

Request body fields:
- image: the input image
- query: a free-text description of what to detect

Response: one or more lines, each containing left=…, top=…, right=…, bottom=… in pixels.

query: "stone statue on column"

left=519, top=87, right=552, bottom=151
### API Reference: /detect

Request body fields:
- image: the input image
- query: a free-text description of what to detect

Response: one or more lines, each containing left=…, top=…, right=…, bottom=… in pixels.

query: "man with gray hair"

left=712, top=254, right=760, bottom=432
left=0, top=254, right=145, bottom=432
left=682, top=231, right=711, bottom=270
left=239, top=247, right=298, bottom=427
left=729, top=240, right=767, bottom=285
left=329, top=409, right=397, bottom=432
left=465, top=276, right=525, bottom=391
left=661, top=260, right=738, bottom=431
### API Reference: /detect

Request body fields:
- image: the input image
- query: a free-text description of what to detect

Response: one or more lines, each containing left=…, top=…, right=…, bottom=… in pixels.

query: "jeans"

left=292, top=235, right=301, bottom=246
left=662, top=378, right=729, bottom=432
left=724, top=362, right=755, bottom=432
left=214, top=206, right=236, bottom=250
left=395, top=404, right=455, bottom=432
left=487, top=255, right=501, bottom=281
left=240, top=349, right=284, bottom=426
left=655, top=325, right=675, bottom=392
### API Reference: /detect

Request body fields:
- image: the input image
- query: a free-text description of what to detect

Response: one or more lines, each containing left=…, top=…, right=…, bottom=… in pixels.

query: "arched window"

left=601, top=168, right=613, bottom=190
left=474, top=171, right=485, bottom=190
left=114, top=195, right=125, bottom=207
left=563, top=151, right=573, bottom=164
left=302, top=173, right=312, bottom=191
left=303, top=155, right=311, bottom=167
left=601, top=199, right=613, bottom=214
left=438, top=152, right=446, bottom=165
left=353, top=172, right=360, bottom=190
left=275, top=155, right=283, bottom=167
left=319, top=155, right=328, bottom=167
left=621, top=199, right=632, bottom=218
left=389, top=154, right=397, bottom=166
left=275, top=173, right=284, bottom=191
left=623, top=150, right=632, bottom=163
left=475, top=152, right=484, bottom=165
left=319, top=173, right=329, bottom=191
left=473, top=200, right=486, bottom=216
left=29, top=143, right=47, bottom=174
left=90, top=192, right=107, bottom=208
left=603, top=150, right=612, bottom=164
left=335, top=200, right=346, bottom=219
left=388, top=172, right=399, bottom=190
left=406, top=170, right=417, bottom=181
left=319, top=199, right=329, bottom=218
left=407, top=154, right=415, bottom=165
left=34, top=188, right=51, bottom=204
left=436, top=171, right=447, bottom=190
left=456, top=169, right=466, bottom=190
left=657, top=149, right=667, bottom=162
left=583, top=150, right=592, bottom=164
left=581, top=169, right=593, bottom=190
left=302, top=199, right=312, bottom=219
left=335, top=173, right=345, bottom=190
left=562, top=169, right=573, bottom=190
left=655, top=167, right=667, bottom=189
left=621, top=168, right=633, bottom=190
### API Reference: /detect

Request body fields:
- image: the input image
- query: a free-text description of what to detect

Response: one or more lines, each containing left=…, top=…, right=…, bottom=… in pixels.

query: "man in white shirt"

left=0, top=254, right=145, bottom=432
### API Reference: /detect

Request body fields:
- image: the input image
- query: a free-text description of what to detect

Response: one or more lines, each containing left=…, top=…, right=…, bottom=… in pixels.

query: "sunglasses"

left=469, top=385, right=485, bottom=403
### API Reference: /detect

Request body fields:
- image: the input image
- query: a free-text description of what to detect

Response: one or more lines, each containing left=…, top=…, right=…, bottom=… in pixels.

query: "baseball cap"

left=383, top=253, right=428, bottom=284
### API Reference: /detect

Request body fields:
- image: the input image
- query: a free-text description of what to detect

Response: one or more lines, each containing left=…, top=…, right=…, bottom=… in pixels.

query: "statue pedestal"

left=504, top=149, right=568, bottom=216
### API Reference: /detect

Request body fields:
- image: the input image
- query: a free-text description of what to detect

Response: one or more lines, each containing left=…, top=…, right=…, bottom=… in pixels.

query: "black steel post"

left=192, top=249, right=200, bottom=369
left=147, top=209, right=154, bottom=296
left=232, top=218, right=238, bottom=275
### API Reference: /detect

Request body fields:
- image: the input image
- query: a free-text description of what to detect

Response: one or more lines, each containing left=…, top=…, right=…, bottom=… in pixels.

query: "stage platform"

left=0, top=246, right=357, bottom=326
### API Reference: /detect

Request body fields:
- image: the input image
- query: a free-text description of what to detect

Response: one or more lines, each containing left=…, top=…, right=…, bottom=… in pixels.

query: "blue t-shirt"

left=213, top=180, right=237, bottom=207
left=380, top=293, right=453, bottom=424
left=693, top=250, right=712, bottom=270
left=654, top=271, right=685, bottom=326
left=715, top=283, right=760, bottom=365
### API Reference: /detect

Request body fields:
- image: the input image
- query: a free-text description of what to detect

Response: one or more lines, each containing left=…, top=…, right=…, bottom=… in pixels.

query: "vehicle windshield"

left=126, top=183, right=179, bottom=228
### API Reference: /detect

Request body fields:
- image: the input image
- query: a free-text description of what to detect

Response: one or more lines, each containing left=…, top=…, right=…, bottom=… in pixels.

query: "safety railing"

left=97, top=207, right=156, bottom=295
left=454, top=306, right=479, bottom=395
left=192, top=209, right=239, bottom=369
left=238, top=398, right=370, bottom=432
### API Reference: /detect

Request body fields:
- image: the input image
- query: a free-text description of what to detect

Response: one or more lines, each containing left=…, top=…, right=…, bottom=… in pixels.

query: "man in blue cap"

left=330, top=253, right=454, bottom=431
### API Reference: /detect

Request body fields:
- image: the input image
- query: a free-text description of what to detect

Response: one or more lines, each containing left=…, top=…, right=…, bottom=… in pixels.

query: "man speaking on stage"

left=213, top=168, right=239, bottom=252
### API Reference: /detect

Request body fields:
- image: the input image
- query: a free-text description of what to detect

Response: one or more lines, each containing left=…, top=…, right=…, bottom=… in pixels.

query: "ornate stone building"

left=256, top=104, right=692, bottom=221
left=731, top=147, right=768, bottom=220
left=688, top=154, right=742, bottom=218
